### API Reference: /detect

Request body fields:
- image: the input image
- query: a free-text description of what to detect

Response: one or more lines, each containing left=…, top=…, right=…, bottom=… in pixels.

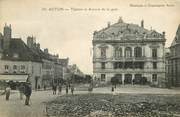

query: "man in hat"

left=24, top=82, right=32, bottom=106
left=5, top=84, right=11, bottom=101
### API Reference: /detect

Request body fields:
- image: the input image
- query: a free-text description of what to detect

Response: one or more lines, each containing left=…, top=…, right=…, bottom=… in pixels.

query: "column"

left=132, top=47, right=134, bottom=57
left=143, top=46, right=145, bottom=57
left=122, top=73, right=124, bottom=85
left=122, top=46, right=125, bottom=57
left=132, top=74, right=134, bottom=85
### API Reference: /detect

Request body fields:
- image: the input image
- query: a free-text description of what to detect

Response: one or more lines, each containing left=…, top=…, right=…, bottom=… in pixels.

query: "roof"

left=2, top=39, right=42, bottom=62
left=171, top=24, right=180, bottom=46
left=59, top=58, right=69, bottom=67
left=30, top=47, right=51, bottom=61
left=93, top=19, right=164, bottom=40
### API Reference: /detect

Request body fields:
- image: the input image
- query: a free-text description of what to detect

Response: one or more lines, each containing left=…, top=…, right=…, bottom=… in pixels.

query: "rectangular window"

left=101, top=62, right=105, bottom=69
left=134, top=62, right=144, bottom=69
left=20, top=65, right=26, bottom=73
left=21, top=65, right=25, bottom=70
left=13, top=65, right=17, bottom=70
left=152, top=48, right=157, bottom=58
left=101, top=74, right=106, bottom=82
left=4, top=65, right=9, bottom=70
left=153, top=62, right=157, bottom=69
left=152, top=74, right=157, bottom=82
left=100, top=48, right=106, bottom=58
left=114, top=62, right=123, bottom=69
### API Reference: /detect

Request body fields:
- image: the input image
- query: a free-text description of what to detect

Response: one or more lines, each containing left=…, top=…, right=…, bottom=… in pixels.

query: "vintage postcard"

left=0, top=0, right=180, bottom=117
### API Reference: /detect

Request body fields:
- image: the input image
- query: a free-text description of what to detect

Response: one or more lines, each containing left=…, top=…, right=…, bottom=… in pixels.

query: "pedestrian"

left=71, top=85, right=74, bottom=95
left=19, top=83, right=24, bottom=100
left=54, top=85, right=57, bottom=95
left=24, top=82, right=32, bottom=106
left=88, top=84, right=93, bottom=93
left=52, top=85, right=56, bottom=95
left=66, top=85, right=68, bottom=94
left=58, top=84, right=62, bottom=95
left=44, top=85, right=46, bottom=91
left=38, top=85, right=40, bottom=90
left=68, top=83, right=71, bottom=89
left=111, top=86, right=114, bottom=92
left=5, top=84, right=11, bottom=101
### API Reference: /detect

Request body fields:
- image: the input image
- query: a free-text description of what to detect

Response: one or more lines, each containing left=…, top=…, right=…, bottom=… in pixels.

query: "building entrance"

left=114, top=74, right=122, bottom=84
left=134, top=74, right=142, bottom=84
left=124, top=74, right=132, bottom=84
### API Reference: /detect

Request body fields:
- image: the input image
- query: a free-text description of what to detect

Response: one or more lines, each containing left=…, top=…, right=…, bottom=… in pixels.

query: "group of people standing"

left=5, top=82, right=32, bottom=106
left=52, top=84, right=62, bottom=95
left=52, top=83, right=74, bottom=95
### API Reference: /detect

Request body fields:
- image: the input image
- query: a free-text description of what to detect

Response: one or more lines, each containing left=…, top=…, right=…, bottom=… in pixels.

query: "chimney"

left=3, top=24, right=12, bottom=50
left=36, top=43, right=40, bottom=49
left=107, top=22, right=111, bottom=28
left=141, top=20, right=144, bottom=28
left=118, top=17, right=123, bottom=23
left=162, top=31, right=165, bottom=38
left=27, top=36, right=35, bottom=48
left=44, top=48, right=48, bottom=54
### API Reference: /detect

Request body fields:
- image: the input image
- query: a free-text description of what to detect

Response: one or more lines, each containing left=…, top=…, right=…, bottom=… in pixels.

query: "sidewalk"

left=92, top=85, right=180, bottom=95
left=0, top=90, right=60, bottom=117
left=0, top=86, right=180, bottom=117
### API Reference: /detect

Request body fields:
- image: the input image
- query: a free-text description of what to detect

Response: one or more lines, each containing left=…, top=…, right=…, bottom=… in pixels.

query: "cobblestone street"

left=0, top=86, right=180, bottom=117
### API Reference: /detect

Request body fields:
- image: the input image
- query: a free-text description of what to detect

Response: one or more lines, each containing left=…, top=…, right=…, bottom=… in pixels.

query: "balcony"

left=93, top=68, right=165, bottom=73
left=93, top=56, right=164, bottom=62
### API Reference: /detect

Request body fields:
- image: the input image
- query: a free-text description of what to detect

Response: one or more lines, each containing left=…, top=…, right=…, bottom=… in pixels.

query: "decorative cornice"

left=92, top=39, right=165, bottom=44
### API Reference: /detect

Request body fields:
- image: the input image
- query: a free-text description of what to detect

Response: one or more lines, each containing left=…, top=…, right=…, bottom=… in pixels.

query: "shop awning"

left=0, top=75, right=28, bottom=82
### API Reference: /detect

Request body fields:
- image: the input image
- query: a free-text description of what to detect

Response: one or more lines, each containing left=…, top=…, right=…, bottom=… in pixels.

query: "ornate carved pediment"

left=99, top=32, right=108, bottom=39
left=98, top=44, right=109, bottom=48
left=149, top=43, right=160, bottom=48
left=147, top=31, right=162, bottom=38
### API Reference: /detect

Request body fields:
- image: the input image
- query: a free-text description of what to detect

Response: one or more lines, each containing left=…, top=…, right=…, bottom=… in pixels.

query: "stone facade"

left=0, top=24, right=69, bottom=89
left=92, top=18, right=166, bottom=87
left=166, top=24, right=180, bottom=87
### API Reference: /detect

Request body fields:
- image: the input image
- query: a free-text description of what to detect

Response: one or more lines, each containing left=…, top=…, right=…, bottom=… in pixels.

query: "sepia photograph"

left=0, top=0, right=180, bottom=116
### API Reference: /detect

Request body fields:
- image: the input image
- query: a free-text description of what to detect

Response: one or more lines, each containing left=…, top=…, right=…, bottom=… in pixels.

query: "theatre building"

left=92, top=18, right=166, bottom=87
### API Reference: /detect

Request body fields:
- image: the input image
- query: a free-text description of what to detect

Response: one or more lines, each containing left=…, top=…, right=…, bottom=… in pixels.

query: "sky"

left=0, top=0, right=180, bottom=74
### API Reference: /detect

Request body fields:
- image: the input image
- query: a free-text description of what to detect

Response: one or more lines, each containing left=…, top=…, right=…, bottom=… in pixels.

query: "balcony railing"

left=93, top=57, right=164, bottom=62
left=93, top=68, right=165, bottom=73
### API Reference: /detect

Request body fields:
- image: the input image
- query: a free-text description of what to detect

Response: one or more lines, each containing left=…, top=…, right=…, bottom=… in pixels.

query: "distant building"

left=92, top=18, right=166, bottom=87
left=167, top=24, right=180, bottom=87
left=0, top=24, right=69, bottom=89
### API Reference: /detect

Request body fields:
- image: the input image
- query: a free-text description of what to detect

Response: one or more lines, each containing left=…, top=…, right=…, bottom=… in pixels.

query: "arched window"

left=114, top=47, right=122, bottom=58
left=134, top=47, right=142, bottom=58
left=125, top=47, right=132, bottom=57
left=152, top=48, right=157, bottom=58
left=13, top=65, right=17, bottom=70
left=100, top=47, right=106, bottom=58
